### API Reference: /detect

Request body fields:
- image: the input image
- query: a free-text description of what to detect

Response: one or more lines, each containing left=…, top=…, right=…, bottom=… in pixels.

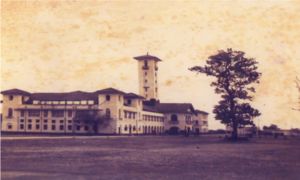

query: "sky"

left=1, top=0, right=300, bottom=129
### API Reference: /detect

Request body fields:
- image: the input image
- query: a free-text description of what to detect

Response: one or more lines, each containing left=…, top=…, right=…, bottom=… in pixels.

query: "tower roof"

left=134, top=53, right=162, bottom=61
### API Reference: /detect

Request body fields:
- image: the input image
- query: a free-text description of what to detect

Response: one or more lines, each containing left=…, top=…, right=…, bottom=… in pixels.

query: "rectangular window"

left=9, top=95, right=13, bottom=101
left=28, top=110, right=40, bottom=117
left=144, top=61, right=148, bottom=67
left=59, top=125, right=64, bottom=130
left=76, top=126, right=81, bottom=131
left=67, top=110, right=72, bottom=117
left=20, top=110, right=25, bottom=117
left=7, top=124, right=12, bottom=129
left=52, top=110, right=64, bottom=117
left=36, top=119, right=40, bottom=123
left=36, top=124, right=40, bottom=130
left=68, top=125, right=72, bottom=130
left=44, top=125, right=48, bottom=130
left=60, top=120, right=64, bottom=123
left=28, top=119, right=32, bottom=123
left=43, top=110, right=48, bottom=117
left=84, top=126, right=89, bottom=131
left=127, top=99, right=132, bottom=105
left=68, top=120, right=72, bottom=124
left=51, top=125, right=56, bottom=130
left=20, top=124, right=24, bottom=129
left=106, top=95, right=110, bottom=101
left=20, top=119, right=24, bottom=123
left=52, top=120, right=56, bottom=123
left=44, top=119, right=48, bottom=123
left=8, top=108, right=13, bottom=117
left=28, top=124, right=32, bottom=130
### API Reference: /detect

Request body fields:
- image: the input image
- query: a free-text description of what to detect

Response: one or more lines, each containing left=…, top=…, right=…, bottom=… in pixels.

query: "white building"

left=1, top=54, right=208, bottom=135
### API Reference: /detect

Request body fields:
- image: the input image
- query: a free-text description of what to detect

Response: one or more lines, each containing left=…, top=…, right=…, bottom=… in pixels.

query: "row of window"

left=20, top=110, right=73, bottom=118
left=123, top=111, right=137, bottom=119
left=18, top=124, right=89, bottom=131
left=32, top=100, right=95, bottom=105
left=142, top=115, right=164, bottom=122
left=20, top=119, right=73, bottom=124
left=122, top=125, right=164, bottom=133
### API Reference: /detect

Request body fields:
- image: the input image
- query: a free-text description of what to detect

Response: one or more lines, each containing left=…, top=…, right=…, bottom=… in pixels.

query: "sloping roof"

left=94, top=88, right=126, bottom=95
left=195, top=109, right=209, bottom=115
left=1, top=87, right=139, bottom=102
left=1, top=89, right=31, bottom=96
left=124, top=93, right=145, bottom=99
left=155, top=103, right=195, bottom=113
left=142, top=105, right=160, bottom=113
left=134, top=54, right=162, bottom=61
left=30, top=91, right=98, bottom=101
left=142, top=101, right=195, bottom=114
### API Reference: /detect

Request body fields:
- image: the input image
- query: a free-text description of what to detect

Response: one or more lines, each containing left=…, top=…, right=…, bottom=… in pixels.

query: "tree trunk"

left=232, top=120, right=238, bottom=141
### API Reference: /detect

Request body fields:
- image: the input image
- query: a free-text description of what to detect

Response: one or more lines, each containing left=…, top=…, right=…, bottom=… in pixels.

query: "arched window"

left=8, top=108, right=13, bottom=117
left=171, top=114, right=178, bottom=121
left=105, top=108, right=111, bottom=118
left=106, top=95, right=110, bottom=101
left=124, top=125, right=128, bottom=131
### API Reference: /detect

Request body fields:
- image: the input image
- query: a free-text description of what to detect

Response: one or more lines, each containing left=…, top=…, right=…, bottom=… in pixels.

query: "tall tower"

left=134, top=53, right=162, bottom=100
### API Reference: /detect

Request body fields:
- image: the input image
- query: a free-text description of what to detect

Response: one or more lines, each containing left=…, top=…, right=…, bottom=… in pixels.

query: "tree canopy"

left=74, top=110, right=110, bottom=134
left=190, top=48, right=261, bottom=140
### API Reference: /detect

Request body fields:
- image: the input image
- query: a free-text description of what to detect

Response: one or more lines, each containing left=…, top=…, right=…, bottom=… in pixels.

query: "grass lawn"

left=1, top=135, right=300, bottom=180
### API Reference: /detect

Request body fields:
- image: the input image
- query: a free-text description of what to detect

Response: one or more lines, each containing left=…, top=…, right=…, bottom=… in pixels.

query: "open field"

left=1, top=135, right=300, bottom=180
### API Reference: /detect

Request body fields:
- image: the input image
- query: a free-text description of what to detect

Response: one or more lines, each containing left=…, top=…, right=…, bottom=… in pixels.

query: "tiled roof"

left=94, top=88, right=126, bottom=95
left=1, top=89, right=31, bottom=96
left=142, top=101, right=195, bottom=114
left=155, top=103, right=195, bottom=113
left=143, top=105, right=160, bottom=113
left=2, top=88, right=127, bottom=101
left=134, top=54, right=162, bottom=61
left=195, top=109, right=209, bottom=115
left=124, top=93, right=145, bottom=99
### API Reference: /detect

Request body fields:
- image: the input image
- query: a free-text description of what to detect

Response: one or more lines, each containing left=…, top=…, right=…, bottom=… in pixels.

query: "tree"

left=263, top=124, right=279, bottom=131
left=294, top=76, right=300, bottom=111
left=190, top=48, right=261, bottom=141
left=73, top=110, right=111, bottom=134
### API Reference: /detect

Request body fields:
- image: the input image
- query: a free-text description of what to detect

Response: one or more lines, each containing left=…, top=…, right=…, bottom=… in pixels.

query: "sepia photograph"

left=1, top=0, right=300, bottom=179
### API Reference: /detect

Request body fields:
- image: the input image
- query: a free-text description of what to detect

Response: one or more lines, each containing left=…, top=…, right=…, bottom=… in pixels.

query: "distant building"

left=193, top=110, right=209, bottom=133
left=1, top=54, right=208, bottom=135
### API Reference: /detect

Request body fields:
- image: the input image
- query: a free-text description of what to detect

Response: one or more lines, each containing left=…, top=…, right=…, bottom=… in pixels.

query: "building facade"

left=1, top=54, right=208, bottom=135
